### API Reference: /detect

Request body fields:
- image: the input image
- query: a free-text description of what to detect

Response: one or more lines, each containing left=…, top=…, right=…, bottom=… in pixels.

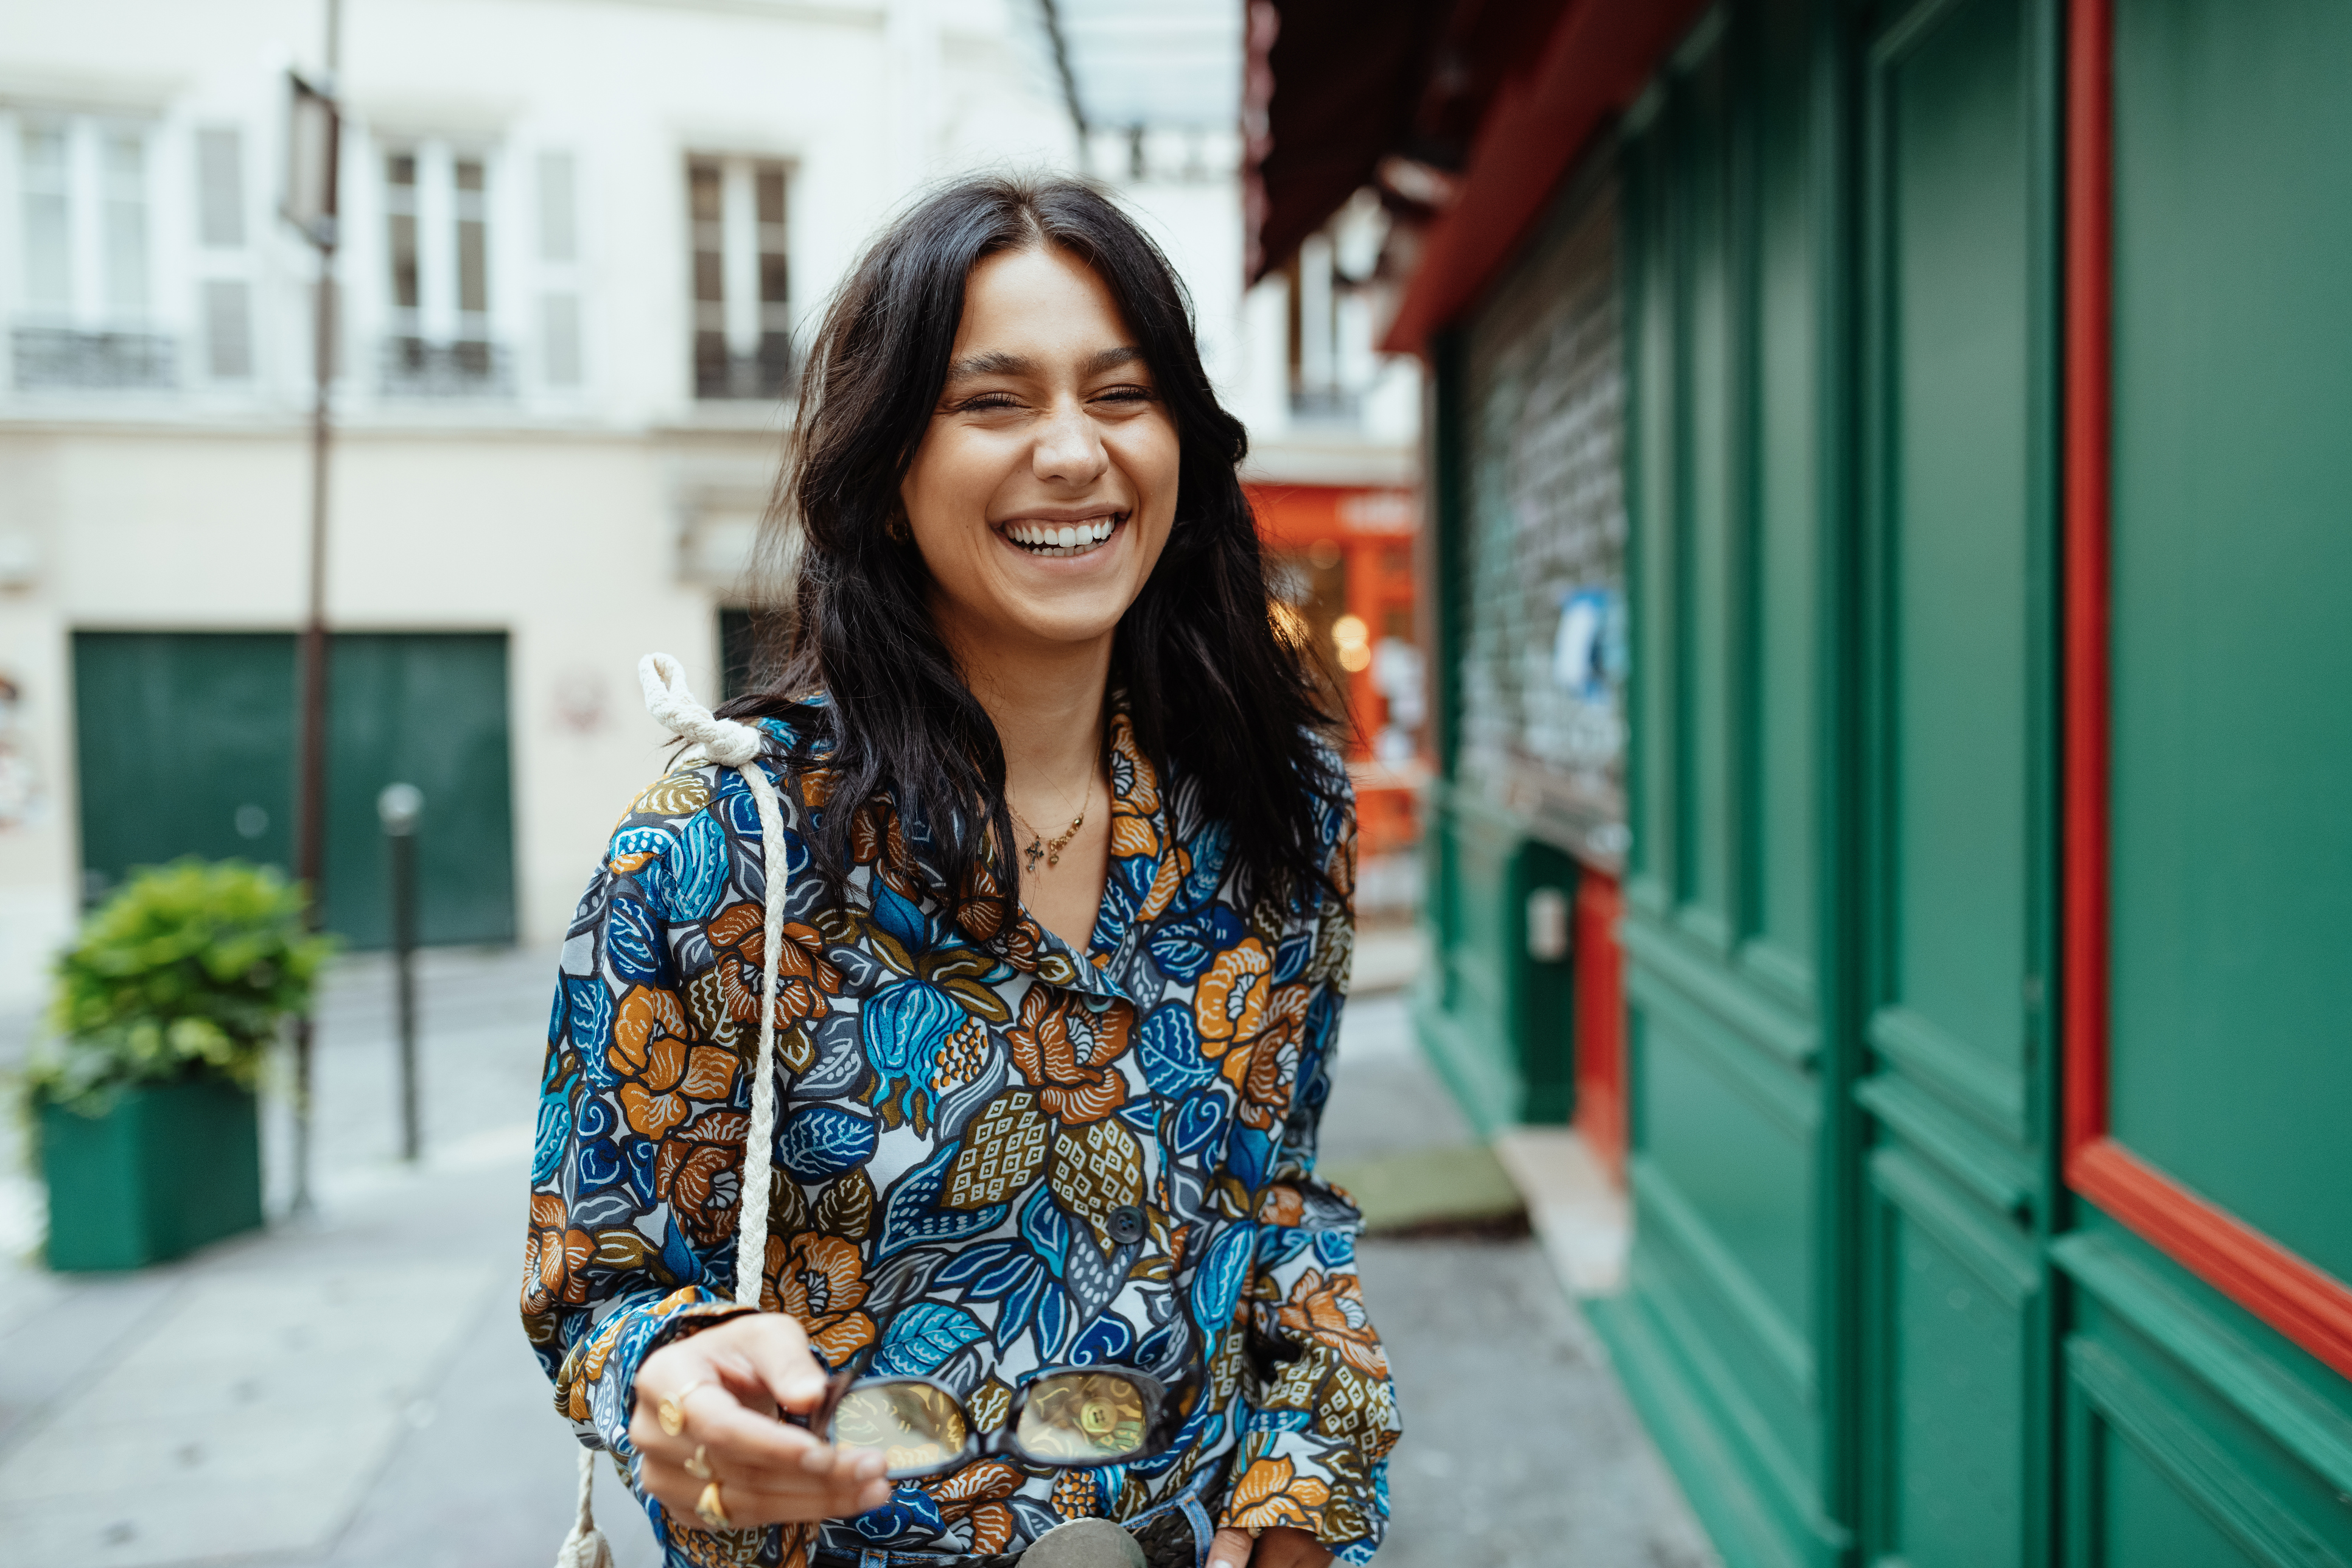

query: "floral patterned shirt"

left=523, top=709, right=1399, bottom=1565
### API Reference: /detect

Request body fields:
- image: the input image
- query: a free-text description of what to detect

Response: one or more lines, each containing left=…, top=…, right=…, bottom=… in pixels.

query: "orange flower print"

left=1135, top=842, right=1192, bottom=924
left=611, top=985, right=737, bottom=1138
left=923, top=1459, right=1025, bottom=1555
left=1106, top=718, right=1163, bottom=859
left=707, top=903, right=842, bottom=1031
left=1225, top=982, right=1309, bottom=1129
left=1276, top=1269, right=1388, bottom=1378
left=1194, top=939, right=1273, bottom=1052
left=849, top=799, right=923, bottom=898
left=1225, top=1455, right=1331, bottom=1534
left=655, top=1110, right=751, bottom=1247
left=763, top=1232, right=878, bottom=1363
left=522, top=1191, right=593, bottom=1314
left=1006, top=984, right=1132, bottom=1124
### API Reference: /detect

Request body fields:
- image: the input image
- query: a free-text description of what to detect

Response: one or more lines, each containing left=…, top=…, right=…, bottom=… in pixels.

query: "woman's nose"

left=1031, top=400, right=1108, bottom=487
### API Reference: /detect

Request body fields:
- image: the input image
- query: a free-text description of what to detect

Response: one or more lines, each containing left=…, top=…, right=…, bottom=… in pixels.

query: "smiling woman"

left=526, top=175, right=1396, bottom=1568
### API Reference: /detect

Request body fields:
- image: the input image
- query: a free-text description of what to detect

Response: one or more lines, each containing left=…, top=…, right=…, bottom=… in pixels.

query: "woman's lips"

left=998, top=513, right=1125, bottom=558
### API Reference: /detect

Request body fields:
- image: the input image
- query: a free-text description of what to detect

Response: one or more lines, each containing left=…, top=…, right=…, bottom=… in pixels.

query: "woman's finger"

left=735, top=1314, right=830, bottom=1415
left=656, top=1398, right=880, bottom=1494
left=1206, top=1526, right=1256, bottom=1568
left=640, top=1454, right=891, bottom=1526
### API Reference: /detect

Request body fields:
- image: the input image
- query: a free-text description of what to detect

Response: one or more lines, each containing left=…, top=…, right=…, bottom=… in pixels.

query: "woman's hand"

left=629, top=1313, right=892, bottom=1530
left=1207, top=1525, right=1334, bottom=1568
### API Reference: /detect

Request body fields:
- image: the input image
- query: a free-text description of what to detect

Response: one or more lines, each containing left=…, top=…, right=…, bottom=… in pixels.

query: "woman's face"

left=900, top=243, right=1181, bottom=666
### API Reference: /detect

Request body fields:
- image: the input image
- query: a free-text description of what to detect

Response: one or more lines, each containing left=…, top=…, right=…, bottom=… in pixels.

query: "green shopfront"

left=1385, top=1, right=2352, bottom=1563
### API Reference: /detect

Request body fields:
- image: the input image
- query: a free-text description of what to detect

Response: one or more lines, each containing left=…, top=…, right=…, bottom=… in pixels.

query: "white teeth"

left=1003, top=516, right=1121, bottom=556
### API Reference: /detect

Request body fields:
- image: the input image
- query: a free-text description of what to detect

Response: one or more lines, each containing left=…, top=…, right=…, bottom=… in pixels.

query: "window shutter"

left=197, top=127, right=245, bottom=248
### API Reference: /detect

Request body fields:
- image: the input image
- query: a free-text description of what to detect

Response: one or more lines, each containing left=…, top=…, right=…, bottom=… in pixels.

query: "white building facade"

left=0, top=0, right=1418, bottom=1004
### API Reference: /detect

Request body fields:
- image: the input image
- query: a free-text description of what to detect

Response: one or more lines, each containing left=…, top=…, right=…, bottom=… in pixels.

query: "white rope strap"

left=554, top=656, right=794, bottom=1567
left=554, top=1447, right=614, bottom=1568
left=730, top=756, right=791, bottom=1306
left=639, top=651, right=769, bottom=767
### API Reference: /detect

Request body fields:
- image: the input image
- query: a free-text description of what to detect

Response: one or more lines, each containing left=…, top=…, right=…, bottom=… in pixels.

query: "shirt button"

left=1107, top=1205, right=1146, bottom=1245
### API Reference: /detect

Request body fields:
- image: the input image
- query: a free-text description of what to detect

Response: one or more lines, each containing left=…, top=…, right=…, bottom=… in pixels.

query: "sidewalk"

left=0, top=940, right=1713, bottom=1568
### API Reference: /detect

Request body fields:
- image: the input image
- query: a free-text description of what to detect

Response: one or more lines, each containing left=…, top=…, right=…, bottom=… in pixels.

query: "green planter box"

left=40, top=1077, right=264, bottom=1271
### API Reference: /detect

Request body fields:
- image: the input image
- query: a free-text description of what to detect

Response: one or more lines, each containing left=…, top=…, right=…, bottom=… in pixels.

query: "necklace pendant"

left=1023, top=836, right=1045, bottom=875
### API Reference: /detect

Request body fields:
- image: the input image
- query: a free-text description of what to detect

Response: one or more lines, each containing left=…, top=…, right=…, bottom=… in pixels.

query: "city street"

left=0, top=943, right=1712, bottom=1568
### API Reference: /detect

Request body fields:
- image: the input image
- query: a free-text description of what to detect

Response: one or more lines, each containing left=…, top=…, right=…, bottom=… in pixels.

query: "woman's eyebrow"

left=1084, top=345, right=1146, bottom=374
left=945, top=349, right=1032, bottom=381
left=942, top=345, right=1146, bottom=382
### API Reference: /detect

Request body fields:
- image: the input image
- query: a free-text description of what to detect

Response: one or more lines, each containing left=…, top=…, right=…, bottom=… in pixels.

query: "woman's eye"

left=1093, top=385, right=1155, bottom=405
left=957, top=393, right=1022, bottom=413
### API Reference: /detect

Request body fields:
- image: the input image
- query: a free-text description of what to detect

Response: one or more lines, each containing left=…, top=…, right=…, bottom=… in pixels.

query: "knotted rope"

left=555, top=654, right=795, bottom=1568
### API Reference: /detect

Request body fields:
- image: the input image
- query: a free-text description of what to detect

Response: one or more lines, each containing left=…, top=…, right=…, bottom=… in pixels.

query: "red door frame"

left=2062, top=0, right=2352, bottom=1380
left=1572, top=870, right=1627, bottom=1181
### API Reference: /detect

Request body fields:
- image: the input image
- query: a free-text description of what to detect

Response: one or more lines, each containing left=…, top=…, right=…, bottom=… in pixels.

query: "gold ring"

left=695, top=1479, right=732, bottom=1530
left=684, top=1443, right=713, bottom=1481
left=657, top=1379, right=716, bottom=1438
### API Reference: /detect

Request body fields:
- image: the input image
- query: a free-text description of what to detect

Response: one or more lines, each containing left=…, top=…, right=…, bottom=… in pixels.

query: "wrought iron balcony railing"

left=1287, top=385, right=1363, bottom=425
left=694, top=331, right=796, bottom=402
left=12, top=326, right=178, bottom=391
left=379, top=335, right=513, bottom=398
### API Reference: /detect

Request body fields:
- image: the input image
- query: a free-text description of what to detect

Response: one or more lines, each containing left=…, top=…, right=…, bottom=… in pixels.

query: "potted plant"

left=18, top=860, right=334, bottom=1270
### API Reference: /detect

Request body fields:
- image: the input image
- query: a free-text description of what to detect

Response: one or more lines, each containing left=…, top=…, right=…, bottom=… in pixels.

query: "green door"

left=1592, top=5, right=1846, bottom=1564
left=1858, top=0, right=2056, bottom=1562
left=2057, top=2, right=2352, bottom=1560
left=72, top=632, right=297, bottom=904
left=72, top=631, right=516, bottom=949
left=321, top=633, right=516, bottom=948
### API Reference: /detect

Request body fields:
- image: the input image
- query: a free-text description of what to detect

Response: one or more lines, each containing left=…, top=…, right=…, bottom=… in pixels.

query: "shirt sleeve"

left=520, top=788, right=759, bottom=1462
left=1220, top=812, right=1401, bottom=1565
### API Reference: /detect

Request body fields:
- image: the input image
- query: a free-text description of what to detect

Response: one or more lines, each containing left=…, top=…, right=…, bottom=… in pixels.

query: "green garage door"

left=73, top=631, right=516, bottom=949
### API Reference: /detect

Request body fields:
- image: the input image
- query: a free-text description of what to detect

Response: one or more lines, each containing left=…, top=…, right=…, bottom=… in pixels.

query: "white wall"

left=0, top=0, right=1077, bottom=1005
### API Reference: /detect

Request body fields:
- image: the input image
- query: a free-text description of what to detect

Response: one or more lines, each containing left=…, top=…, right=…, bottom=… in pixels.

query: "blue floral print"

left=523, top=709, right=1397, bottom=1565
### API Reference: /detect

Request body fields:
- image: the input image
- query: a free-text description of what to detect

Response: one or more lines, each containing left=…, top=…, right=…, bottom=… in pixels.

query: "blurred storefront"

left=1248, top=481, right=1424, bottom=864
left=1250, top=1, right=2352, bottom=1565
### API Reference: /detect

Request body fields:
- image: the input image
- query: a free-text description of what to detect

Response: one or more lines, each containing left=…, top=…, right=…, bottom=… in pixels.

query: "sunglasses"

left=798, top=1362, right=1178, bottom=1480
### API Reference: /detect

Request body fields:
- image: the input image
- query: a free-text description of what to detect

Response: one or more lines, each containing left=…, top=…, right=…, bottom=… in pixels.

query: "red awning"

left=1241, top=0, right=1707, bottom=347
left=1379, top=0, right=1707, bottom=352
left=1242, top=0, right=1569, bottom=285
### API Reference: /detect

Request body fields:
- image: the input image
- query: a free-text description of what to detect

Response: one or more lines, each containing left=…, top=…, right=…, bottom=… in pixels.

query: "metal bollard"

left=376, top=782, right=424, bottom=1162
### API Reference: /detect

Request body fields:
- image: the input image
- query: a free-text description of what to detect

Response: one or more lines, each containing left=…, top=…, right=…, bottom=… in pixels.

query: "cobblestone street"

left=1, top=945, right=1712, bottom=1568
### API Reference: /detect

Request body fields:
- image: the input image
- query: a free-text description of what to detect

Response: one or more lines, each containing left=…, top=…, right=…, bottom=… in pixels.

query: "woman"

left=524, top=175, right=1398, bottom=1568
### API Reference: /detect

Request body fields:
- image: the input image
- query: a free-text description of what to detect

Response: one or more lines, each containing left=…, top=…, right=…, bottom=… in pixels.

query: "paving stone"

left=1361, top=1239, right=1719, bottom=1568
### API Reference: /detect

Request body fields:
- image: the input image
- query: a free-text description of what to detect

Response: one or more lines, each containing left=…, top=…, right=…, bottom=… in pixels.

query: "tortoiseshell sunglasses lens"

left=1012, top=1370, right=1151, bottom=1465
left=828, top=1380, right=971, bottom=1478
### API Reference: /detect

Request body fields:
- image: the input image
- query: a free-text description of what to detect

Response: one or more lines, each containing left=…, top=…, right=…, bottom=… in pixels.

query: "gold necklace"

left=1007, top=777, right=1091, bottom=875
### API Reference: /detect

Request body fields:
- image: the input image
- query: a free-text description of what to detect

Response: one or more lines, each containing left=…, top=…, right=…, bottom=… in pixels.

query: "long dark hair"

left=719, top=174, right=1343, bottom=933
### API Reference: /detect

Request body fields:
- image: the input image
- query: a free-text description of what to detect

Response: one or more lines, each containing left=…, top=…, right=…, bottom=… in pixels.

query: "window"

left=12, top=117, right=173, bottom=390
left=381, top=142, right=507, bottom=396
left=1283, top=236, right=1356, bottom=424
left=687, top=156, right=791, bottom=400
left=194, top=127, right=253, bottom=380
